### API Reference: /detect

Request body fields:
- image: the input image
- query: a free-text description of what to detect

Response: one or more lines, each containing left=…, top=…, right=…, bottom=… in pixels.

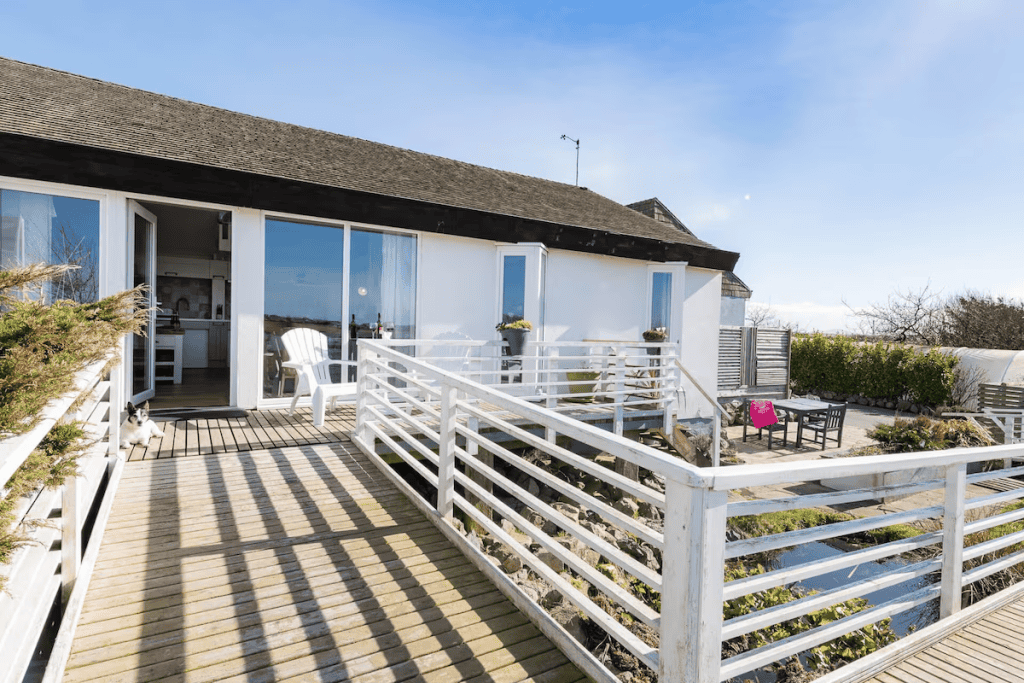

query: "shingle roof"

left=628, top=197, right=752, bottom=296
left=0, top=57, right=729, bottom=256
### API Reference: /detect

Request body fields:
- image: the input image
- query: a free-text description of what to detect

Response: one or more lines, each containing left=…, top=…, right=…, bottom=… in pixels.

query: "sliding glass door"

left=263, top=219, right=416, bottom=400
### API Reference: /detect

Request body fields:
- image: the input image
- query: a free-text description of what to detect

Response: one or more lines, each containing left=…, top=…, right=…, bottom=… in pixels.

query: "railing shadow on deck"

left=352, top=338, right=1024, bottom=683
left=63, top=440, right=573, bottom=682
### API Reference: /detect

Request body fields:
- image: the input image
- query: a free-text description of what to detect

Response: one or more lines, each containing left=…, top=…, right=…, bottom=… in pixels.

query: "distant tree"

left=848, top=285, right=1024, bottom=350
left=845, top=285, right=943, bottom=344
left=745, top=303, right=782, bottom=328
left=938, top=291, right=1024, bottom=350
left=50, top=222, right=98, bottom=303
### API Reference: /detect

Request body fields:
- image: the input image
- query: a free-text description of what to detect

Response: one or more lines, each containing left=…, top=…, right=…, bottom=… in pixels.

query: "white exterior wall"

left=721, top=296, right=746, bottom=326
left=679, top=268, right=723, bottom=416
left=545, top=250, right=647, bottom=342
left=232, top=208, right=264, bottom=408
left=418, top=233, right=497, bottom=342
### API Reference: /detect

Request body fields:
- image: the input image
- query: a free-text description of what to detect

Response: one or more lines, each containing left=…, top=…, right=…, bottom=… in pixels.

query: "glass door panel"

left=128, top=201, right=157, bottom=404
left=263, top=220, right=345, bottom=398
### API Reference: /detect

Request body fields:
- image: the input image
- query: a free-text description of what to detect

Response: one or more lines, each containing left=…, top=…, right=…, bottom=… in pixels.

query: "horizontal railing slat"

left=725, top=505, right=944, bottom=560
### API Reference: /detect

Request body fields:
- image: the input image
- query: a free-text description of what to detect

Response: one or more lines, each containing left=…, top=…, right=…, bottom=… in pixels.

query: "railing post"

left=940, top=462, right=967, bottom=618
left=354, top=342, right=373, bottom=445
left=614, top=353, right=625, bottom=436
left=436, top=380, right=458, bottom=520
left=61, top=472, right=80, bottom=607
left=661, top=476, right=727, bottom=683
left=663, top=348, right=678, bottom=434
left=545, top=346, right=557, bottom=442
left=108, top=362, right=122, bottom=456
left=712, top=410, right=721, bottom=467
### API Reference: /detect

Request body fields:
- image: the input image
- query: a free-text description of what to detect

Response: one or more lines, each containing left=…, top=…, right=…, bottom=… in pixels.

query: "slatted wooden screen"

left=718, top=327, right=743, bottom=391
left=979, top=383, right=1024, bottom=410
left=718, top=326, right=791, bottom=394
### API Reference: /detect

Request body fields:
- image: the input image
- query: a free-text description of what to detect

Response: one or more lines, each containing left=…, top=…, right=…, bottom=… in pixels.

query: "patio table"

left=773, top=398, right=842, bottom=448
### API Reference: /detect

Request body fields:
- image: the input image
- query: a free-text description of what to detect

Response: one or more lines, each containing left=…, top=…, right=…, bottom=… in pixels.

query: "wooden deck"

left=127, top=406, right=357, bottom=461
left=131, top=401, right=665, bottom=462
left=65, top=440, right=586, bottom=683
left=863, top=596, right=1024, bottom=683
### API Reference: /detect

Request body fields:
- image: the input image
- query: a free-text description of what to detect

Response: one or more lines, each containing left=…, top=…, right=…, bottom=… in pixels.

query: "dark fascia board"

left=0, top=133, right=740, bottom=270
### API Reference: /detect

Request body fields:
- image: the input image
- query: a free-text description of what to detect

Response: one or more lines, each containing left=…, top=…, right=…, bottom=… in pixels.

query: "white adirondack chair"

left=280, top=328, right=357, bottom=427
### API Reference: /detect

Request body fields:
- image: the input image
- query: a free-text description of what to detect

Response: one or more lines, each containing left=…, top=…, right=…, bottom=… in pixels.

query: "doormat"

left=150, top=407, right=250, bottom=420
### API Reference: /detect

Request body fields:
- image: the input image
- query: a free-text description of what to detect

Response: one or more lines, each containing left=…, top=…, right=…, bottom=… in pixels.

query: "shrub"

left=867, top=416, right=995, bottom=453
left=791, top=334, right=957, bottom=406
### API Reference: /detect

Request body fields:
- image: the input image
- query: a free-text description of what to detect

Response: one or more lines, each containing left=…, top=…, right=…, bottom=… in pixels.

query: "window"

left=262, top=219, right=416, bottom=399
left=0, top=188, right=100, bottom=302
left=501, top=254, right=526, bottom=324
left=650, top=271, right=672, bottom=335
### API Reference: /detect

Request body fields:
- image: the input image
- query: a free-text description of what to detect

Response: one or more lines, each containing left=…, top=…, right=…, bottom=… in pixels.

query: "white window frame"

left=258, top=211, right=422, bottom=409
left=647, top=262, right=687, bottom=345
left=495, top=242, right=547, bottom=342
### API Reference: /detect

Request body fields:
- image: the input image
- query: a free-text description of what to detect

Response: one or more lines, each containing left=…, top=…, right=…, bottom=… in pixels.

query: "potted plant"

left=496, top=319, right=532, bottom=357
left=642, top=328, right=667, bottom=354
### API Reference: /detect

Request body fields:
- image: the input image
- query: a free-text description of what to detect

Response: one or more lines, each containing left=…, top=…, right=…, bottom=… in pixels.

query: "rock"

left=549, top=603, right=586, bottom=644
left=501, top=554, right=522, bottom=574
left=537, top=549, right=563, bottom=573
left=885, top=401, right=896, bottom=410
left=910, top=404, right=920, bottom=413
left=541, top=587, right=563, bottom=609
left=557, top=536, right=600, bottom=567
left=527, top=479, right=541, bottom=497
left=552, top=502, right=582, bottom=521
left=467, top=531, right=483, bottom=551
left=581, top=520, right=616, bottom=545
left=897, top=399, right=912, bottom=411
left=642, top=474, right=665, bottom=493
left=638, top=500, right=661, bottom=521
left=613, top=497, right=639, bottom=518
left=858, top=396, right=869, bottom=405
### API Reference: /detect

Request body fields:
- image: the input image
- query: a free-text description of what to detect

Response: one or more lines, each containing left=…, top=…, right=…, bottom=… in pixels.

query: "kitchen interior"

left=147, top=202, right=232, bottom=409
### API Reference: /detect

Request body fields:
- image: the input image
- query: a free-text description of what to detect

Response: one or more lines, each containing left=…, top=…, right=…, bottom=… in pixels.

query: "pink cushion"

left=750, top=400, right=779, bottom=429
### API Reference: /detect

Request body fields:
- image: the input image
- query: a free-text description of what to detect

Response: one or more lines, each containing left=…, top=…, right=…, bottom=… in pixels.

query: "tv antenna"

left=560, top=134, right=580, bottom=186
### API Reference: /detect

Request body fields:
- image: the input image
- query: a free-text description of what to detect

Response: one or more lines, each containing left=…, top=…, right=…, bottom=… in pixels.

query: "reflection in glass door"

left=262, top=219, right=417, bottom=400
left=128, top=201, right=157, bottom=403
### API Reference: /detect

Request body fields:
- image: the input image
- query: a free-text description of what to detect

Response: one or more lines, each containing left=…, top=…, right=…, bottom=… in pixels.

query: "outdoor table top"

left=773, top=398, right=839, bottom=414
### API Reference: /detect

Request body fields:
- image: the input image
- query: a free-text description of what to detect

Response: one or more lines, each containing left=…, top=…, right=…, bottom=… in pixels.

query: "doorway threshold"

left=149, top=406, right=249, bottom=420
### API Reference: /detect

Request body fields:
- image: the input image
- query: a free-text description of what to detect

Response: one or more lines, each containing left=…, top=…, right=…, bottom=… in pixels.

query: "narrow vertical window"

left=651, top=271, right=672, bottom=335
left=501, top=255, right=526, bottom=324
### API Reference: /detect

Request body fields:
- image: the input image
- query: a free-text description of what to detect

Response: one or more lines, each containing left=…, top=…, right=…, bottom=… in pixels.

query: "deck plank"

left=64, top=439, right=584, bottom=683
left=865, top=595, right=1024, bottom=683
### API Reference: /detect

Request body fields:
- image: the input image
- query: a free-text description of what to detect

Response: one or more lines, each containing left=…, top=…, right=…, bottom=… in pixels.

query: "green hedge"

left=791, top=334, right=957, bottom=406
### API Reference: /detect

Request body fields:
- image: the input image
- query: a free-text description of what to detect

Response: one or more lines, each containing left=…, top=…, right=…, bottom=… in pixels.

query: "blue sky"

left=5, top=0, right=1023, bottom=331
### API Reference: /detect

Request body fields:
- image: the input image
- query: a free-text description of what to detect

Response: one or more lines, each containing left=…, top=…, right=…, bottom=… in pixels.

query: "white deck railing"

left=352, top=339, right=1024, bottom=683
left=0, top=356, right=124, bottom=683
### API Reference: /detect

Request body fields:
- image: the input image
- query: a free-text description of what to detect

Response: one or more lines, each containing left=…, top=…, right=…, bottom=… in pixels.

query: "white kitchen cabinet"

left=182, top=328, right=209, bottom=368
left=158, top=256, right=210, bottom=279
left=209, top=322, right=228, bottom=366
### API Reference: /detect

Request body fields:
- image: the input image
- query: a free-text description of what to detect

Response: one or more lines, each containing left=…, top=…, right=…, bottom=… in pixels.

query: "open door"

left=128, top=200, right=157, bottom=404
